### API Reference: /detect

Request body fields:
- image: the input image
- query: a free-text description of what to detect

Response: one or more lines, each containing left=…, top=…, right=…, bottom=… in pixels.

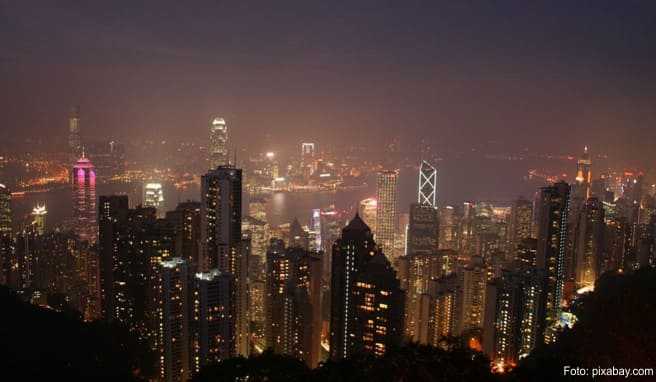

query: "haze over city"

left=1, top=2, right=656, bottom=382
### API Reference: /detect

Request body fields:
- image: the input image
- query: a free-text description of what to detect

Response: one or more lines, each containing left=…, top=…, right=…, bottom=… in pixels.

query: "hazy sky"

left=2, top=1, right=655, bottom=159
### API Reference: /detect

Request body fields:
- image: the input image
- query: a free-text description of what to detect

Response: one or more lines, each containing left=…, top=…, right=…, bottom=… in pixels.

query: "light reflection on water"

left=10, top=156, right=548, bottom=231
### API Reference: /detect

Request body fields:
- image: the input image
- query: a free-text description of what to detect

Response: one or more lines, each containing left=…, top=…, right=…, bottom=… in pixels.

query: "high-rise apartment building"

left=330, top=215, right=404, bottom=359
left=265, top=239, right=322, bottom=367
left=535, top=181, right=570, bottom=343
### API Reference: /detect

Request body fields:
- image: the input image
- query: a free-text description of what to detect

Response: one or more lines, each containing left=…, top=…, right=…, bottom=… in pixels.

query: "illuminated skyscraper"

left=0, top=184, right=12, bottom=286
left=201, top=166, right=242, bottom=272
left=166, top=201, right=201, bottom=271
left=483, top=268, right=545, bottom=370
left=265, top=239, right=322, bottom=367
left=301, top=142, right=315, bottom=158
left=573, top=197, right=604, bottom=289
left=508, top=197, right=533, bottom=259
left=191, top=269, right=235, bottom=374
left=72, top=153, right=97, bottom=243
left=143, top=182, right=164, bottom=211
left=575, top=146, right=592, bottom=199
left=330, top=215, right=404, bottom=359
left=154, top=258, right=190, bottom=382
left=375, top=170, right=399, bottom=257
left=0, top=183, right=10, bottom=235
left=200, top=166, right=249, bottom=356
left=405, top=203, right=439, bottom=340
left=31, top=204, right=47, bottom=235
left=418, top=161, right=437, bottom=207
left=209, top=117, right=228, bottom=169
left=535, top=181, right=570, bottom=343
left=68, top=106, right=82, bottom=160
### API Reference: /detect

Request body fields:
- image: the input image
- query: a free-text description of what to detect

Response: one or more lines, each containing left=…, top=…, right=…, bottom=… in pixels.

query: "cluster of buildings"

left=1, top=111, right=655, bottom=382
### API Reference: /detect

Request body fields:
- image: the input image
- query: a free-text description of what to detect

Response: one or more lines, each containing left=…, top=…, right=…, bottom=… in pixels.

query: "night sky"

left=2, top=1, right=656, bottom=159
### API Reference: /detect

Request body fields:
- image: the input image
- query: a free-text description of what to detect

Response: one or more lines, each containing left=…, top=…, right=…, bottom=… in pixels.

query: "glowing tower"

left=72, top=153, right=97, bottom=243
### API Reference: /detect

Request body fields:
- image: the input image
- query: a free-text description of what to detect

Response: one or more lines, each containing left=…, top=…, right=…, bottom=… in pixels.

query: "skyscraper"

left=418, top=161, right=437, bottom=208
left=375, top=170, right=399, bottom=257
left=573, top=197, right=604, bottom=289
left=535, top=181, right=570, bottom=343
left=574, top=146, right=592, bottom=200
left=143, top=182, right=165, bottom=212
left=265, top=239, right=322, bottom=367
left=72, top=153, right=97, bottom=243
left=0, top=183, right=10, bottom=235
left=200, top=166, right=242, bottom=273
left=191, top=269, right=235, bottom=374
left=68, top=106, right=82, bottom=161
left=0, top=183, right=12, bottom=286
left=31, top=204, right=47, bottom=235
left=330, top=214, right=404, bottom=359
left=209, top=117, right=228, bottom=169
left=405, top=203, right=439, bottom=340
left=483, top=268, right=545, bottom=370
left=508, top=197, right=533, bottom=259
left=166, top=201, right=201, bottom=271
left=154, top=258, right=190, bottom=382
left=200, top=166, right=249, bottom=356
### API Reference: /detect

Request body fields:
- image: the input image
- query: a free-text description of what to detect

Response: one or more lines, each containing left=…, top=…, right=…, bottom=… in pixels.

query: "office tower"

left=309, top=209, right=322, bottom=251
left=375, top=170, right=399, bottom=257
left=200, top=166, right=249, bottom=356
left=418, top=160, right=437, bottom=208
left=508, top=198, right=533, bottom=257
left=407, top=204, right=439, bottom=257
left=68, top=106, right=82, bottom=160
left=573, top=198, right=604, bottom=289
left=265, top=239, right=322, bottom=367
left=288, top=218, right=309, bottom=250
left=166, top=201, right=201, bottom=271
left=405, top=203, right=439, bottom=340
left=143, top=182, right=165, bottom=211
left=330, top=215, right=404, bottom=359
left=574, top=146, right=592, bottom=200
left=72, top=153, right=97, bottom=243
left=301, top=142, right=315, bottom=158
left=358, top=198, right=377, bottom=233
left=0, top=183, right=12, bottom=286
left=535, top=181, right=570, bottom=343
left=484, top=268, right=545, bottom=370
left=154, top=258, right=190, bottom=382
left=209, top=117, right=228, bottom=169
left=31, top=204, right=47, bottom=235
left=191, top=269, right=235, bottom=374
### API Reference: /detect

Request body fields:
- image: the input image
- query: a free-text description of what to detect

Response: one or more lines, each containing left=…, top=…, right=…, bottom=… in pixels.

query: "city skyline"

left=1, top=3, right=656, bottom=381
